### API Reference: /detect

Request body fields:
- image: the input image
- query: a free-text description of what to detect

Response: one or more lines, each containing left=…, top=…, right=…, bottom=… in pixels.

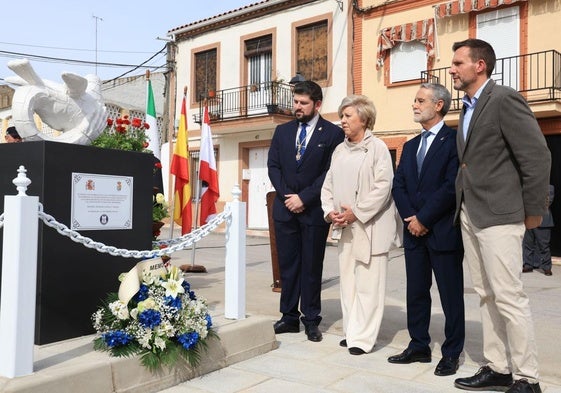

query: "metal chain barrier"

left=25, top=203, right=233, bottom=260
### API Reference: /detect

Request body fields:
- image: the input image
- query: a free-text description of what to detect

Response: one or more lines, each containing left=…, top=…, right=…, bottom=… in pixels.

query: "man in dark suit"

left=389, top=83, right=464, bottom=376
left=267, top=80, right=344, bottom=342
left=451, top=39, right=550, bottom=393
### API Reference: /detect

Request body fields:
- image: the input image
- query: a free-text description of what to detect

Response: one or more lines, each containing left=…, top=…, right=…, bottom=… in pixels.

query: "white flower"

left=158, top=320, right=176, bottom=337
left=137, top=297, right=157, bottom=312
left=109, top=300, right=130, bottom=320
left=162, top=277, right=185, bottom=298
left=141, top=269, right=157, bottom=285
left=155, top=193, right=165, bottom=204
left=154, top=336, right=166, bottom=351
left=92, top=310, right=103, bottom=330
left=138, top=332, right=152, bottom=349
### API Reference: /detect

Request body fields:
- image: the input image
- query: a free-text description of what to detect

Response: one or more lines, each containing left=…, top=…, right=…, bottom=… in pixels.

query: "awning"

left=376, top=18, right=435, bottom=69
left=435, top=0, right=526, bottom=18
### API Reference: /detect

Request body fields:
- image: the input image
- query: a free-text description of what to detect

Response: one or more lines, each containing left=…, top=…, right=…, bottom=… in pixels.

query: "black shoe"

left=388, top=348, right=431, bottom=364
left=273, top=320, right=299, bottom=334
left=339, top=339, right=347, bottom=347
left=506, top=379, right=541, bottom=393
left=305, top=325, right=322, bottom=342
left=434, top=356, right=459, bottom=376
left=454, top=366, right=513, bottom=391
left=522, top=266, right=533, bottom=273
left=349, top=347, right=367, bottom=355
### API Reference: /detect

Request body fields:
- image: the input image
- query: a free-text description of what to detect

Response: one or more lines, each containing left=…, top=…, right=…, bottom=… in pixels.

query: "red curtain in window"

left=376, top=18, right=435, bottom=70
left=435, top=0, right=526, bottom=18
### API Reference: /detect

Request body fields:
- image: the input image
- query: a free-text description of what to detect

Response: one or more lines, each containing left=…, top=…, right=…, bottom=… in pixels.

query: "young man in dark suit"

left=267, top=80, right=344, bottom=342
left=451, top=38, right=550, bottom=393
left=390, top=83, right=465, bottom=376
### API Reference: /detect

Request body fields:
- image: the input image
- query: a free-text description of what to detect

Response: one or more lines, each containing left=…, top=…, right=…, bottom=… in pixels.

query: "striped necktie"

left=296, top=123, right=308, bottom=162
left=417, top=131, right=430, bottom=176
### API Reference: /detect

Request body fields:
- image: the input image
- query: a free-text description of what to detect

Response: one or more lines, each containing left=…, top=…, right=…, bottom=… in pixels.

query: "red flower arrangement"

left=92, top=115, right=152, bottom=153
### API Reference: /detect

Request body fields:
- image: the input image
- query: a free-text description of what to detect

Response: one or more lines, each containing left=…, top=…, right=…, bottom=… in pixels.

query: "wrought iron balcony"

left=194, top=81, right=294, bottom=123
left=421, top=50, right=561, bottom=111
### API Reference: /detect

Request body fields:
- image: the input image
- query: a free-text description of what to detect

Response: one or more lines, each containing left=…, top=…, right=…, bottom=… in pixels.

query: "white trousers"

left=338, top=228, right=388, bottom=352
left=460, top=206, right=539, bottom=382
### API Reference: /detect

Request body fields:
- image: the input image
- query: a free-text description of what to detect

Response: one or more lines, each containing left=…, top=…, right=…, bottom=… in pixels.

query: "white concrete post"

left=224, top=184, right=246, bottom=319
left=0, top=166, right=39, bottom=378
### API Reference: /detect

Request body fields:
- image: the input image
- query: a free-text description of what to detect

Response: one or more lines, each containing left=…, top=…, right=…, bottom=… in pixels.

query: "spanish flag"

left=170, top=92, right=192, bottom=234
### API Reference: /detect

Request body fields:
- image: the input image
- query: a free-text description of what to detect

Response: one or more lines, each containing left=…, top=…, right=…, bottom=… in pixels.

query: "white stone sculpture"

left=5, top=59, right=107, bottom=145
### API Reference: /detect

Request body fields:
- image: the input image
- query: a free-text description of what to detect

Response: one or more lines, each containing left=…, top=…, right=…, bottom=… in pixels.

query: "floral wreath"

left=92, top=264, right=216, bottom=371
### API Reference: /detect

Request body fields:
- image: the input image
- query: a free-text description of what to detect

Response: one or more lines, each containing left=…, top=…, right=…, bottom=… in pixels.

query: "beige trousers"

left=338, top=228, right=388, bottom=352
left=460, top=206, right=539, bottom=382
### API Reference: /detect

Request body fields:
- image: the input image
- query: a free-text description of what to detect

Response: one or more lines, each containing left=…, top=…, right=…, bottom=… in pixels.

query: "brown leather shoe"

left=522, top=266, right=533, bottom=273
left=544, top=269, right=552, bottom=276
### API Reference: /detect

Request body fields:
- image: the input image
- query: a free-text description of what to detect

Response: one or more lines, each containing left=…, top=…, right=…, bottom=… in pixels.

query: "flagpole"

left=182, top=160, right=205, bottom=273
left=180, top=99, right=206, bottom=274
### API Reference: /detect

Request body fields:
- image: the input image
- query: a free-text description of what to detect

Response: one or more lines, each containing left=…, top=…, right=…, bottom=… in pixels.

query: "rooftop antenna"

left=92, top=14, right=103, bottom=75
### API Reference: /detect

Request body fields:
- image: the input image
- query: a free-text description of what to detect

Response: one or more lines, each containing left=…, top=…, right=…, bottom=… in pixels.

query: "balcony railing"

left=194, top=81, right=294, bottom=123
left=421, top=50, right=561, bottom=111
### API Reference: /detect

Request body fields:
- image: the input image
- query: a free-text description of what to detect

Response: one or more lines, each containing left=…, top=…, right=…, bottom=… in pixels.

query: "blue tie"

left=417, top=131, right=430, bottom=176
left=296, top=123, right=308, bottom=162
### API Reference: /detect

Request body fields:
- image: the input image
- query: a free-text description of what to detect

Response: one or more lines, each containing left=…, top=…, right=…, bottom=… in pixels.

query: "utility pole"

left=163, top=40, right=177, bottom=201
left=92, top=15, right=103, bottom=75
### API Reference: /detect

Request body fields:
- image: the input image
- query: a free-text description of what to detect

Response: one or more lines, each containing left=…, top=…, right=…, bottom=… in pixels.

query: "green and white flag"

left=146, top=79, right=161, bottom=159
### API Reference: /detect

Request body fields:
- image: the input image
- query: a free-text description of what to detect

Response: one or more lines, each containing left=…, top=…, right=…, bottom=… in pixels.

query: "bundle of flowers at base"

left=92, top=264, right=216, bottom=371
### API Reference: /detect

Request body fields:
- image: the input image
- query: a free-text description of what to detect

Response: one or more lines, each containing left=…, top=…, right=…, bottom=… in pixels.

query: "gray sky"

left=1, top=0, right=253, bottom=83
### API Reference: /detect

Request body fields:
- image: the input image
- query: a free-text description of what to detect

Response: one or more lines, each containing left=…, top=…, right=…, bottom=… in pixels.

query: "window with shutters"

left=296, top=20, right=328, bottom=82
left=390, top=41, right=427, bottom=83
left=245, top=35, right=273, bottom=88
left=194, top=48, right=217, bottom=102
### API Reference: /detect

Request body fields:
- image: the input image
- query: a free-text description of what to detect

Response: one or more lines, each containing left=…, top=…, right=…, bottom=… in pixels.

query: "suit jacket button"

left=461, top=163, right=467, bottom=168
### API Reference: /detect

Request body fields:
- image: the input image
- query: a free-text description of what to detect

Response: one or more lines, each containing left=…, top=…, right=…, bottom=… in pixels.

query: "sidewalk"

left=1, top=230, right=560, bottom=393
left=159, top=232, right=561, bottom=393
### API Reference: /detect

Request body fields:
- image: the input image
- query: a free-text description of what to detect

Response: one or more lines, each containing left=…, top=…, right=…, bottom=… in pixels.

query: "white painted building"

left=168, top=0, right=351, bottom=229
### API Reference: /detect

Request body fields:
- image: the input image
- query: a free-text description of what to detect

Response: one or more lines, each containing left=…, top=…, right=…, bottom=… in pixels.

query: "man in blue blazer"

left=390, top=83, right=464, bottom=376
left=267, top=80, right=344, bottom=342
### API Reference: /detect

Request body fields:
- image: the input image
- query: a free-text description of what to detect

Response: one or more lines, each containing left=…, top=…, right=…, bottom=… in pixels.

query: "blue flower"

left=181, top=281, right=197, bottom=300
left=138, top=309, right=162, bottom=329
left=205, top=314, right=212, bottom=329
left=177, top=332, right=199, bottom=350
left=134, top=284, right=149, bottom=302
left=165, top=295, right=182, bottom=309
left=103, top=330, right=133, bottom=347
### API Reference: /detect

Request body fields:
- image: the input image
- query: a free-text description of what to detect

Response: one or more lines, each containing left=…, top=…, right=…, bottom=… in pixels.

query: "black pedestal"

left=0, top=141, right=153, bottom=344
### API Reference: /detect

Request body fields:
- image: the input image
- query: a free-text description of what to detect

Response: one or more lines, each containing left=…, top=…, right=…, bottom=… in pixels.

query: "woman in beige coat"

left=321, top=95, right=401, bottom=355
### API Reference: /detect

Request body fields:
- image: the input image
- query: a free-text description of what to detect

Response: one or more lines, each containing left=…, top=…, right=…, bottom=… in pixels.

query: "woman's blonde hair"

left=338, top=95, right=377, bottom=130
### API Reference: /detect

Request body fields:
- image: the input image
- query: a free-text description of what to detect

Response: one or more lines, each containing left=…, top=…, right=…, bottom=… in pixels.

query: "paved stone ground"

left=158, top=231, right=561, bottom=393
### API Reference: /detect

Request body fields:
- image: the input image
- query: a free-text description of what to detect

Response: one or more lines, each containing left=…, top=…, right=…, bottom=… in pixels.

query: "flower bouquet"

left=92, top=264, right=216, bottom=371
left=92, top=115, right=152, bottom=153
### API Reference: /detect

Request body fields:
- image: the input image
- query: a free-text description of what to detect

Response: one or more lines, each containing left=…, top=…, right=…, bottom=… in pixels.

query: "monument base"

left=0, top=141, right=153, bottom=344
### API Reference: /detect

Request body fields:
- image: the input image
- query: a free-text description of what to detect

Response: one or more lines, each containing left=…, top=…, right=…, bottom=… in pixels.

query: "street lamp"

left=289, top=72, right=306, bottom=84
